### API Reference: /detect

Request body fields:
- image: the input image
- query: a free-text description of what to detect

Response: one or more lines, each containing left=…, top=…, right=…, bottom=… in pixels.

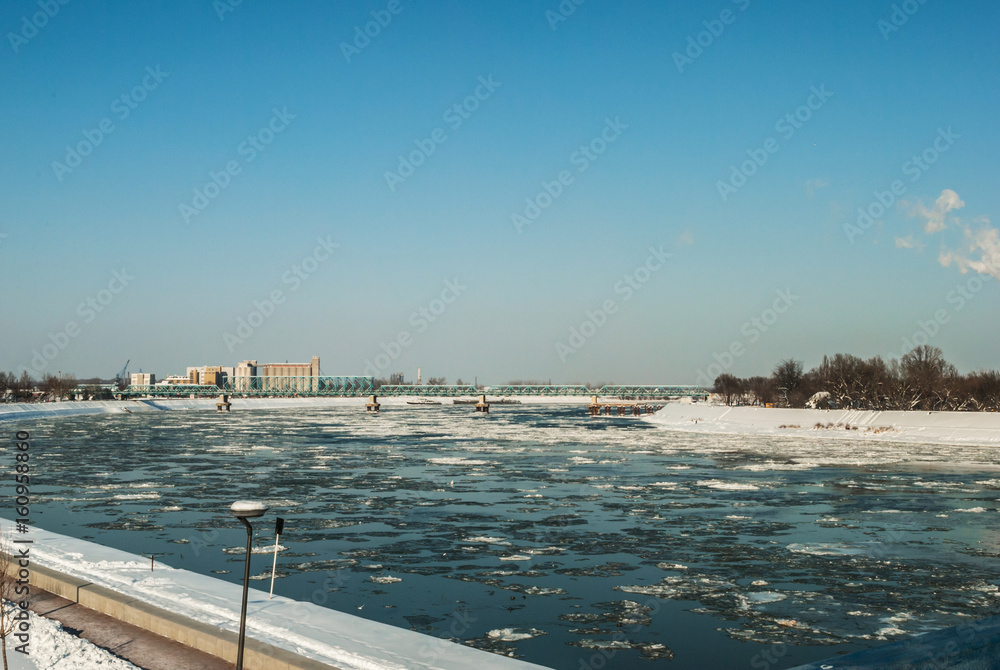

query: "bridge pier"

left=366, top=395, right=381, bottom=413
left=475, top=395, right=489, bottom=413
left=588, top=397, right=663, bottom=417
left=216, top=394, right=231, bottom=412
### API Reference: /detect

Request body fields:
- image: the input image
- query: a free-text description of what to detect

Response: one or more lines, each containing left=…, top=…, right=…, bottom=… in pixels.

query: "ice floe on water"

left=656, top=562, right=688, bottom=571
left=786, top=543, right=867, bottom=557
left=696, top=479, right=760, bottom=491
left=427, top=457, right=492, bottom=466
left=746, top=592, right=787, bottom=604
left=112, top=492, right=160, bottom=500
left=222, top=544, right=287, bottom=555
left=369, top=575, right=403, bottom=584
left=463, top=536, right=511, bottom=545
left=487, top=628, right=547, bottom=641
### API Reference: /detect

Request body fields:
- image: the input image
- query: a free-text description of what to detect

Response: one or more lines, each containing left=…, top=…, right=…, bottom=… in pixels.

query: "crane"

left=115, top=360, right=130, bottom=390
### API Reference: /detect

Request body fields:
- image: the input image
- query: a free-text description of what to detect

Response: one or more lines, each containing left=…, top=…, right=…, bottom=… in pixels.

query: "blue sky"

left=1, top=0, right=998, bottom=384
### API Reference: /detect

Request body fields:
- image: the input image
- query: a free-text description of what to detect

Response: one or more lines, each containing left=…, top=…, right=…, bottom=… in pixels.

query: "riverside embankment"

left=0, top=520, right=552, bottom=670
left=644, top=401, right=1000, bottom=447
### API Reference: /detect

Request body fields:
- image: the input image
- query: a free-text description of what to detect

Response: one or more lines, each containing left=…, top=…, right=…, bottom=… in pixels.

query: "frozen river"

left=16, top=404, right=1000, bottom=669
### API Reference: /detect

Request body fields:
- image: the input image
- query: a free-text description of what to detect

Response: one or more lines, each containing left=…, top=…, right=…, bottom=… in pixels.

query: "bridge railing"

left=118, top=376, right=375, bottom=398
left=598, top=385, right=708, bottom=398
left=483, top=385, right=591, bottom=396
left=117, top=379, right=707, bottom=399
left=376, top=385, right=478, bottom=396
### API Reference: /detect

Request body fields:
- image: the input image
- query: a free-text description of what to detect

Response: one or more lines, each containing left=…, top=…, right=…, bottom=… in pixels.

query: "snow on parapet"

left=0, top=520, right=552, bottom=670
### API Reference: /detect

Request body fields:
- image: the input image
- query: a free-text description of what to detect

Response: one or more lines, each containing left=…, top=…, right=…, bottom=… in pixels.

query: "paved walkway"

left=25, top=585, right=234, bottom=670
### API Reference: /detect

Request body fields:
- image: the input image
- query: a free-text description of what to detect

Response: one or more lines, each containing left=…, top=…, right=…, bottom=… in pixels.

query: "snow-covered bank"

left=644, top=403, right=1000, bottom=447
left=0, top=395, right=595, bottom=423
left=0, top=521, right=550, bottom=670
left=4, top=611, right=141, bottom=670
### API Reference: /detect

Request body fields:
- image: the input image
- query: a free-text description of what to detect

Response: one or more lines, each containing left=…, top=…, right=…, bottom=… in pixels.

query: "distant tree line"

left=0, top=371, right=114, bottom=402
left=712, top=345, right=1000, bottom=411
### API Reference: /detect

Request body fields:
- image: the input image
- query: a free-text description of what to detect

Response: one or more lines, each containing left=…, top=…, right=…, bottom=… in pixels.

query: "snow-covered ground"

left=2, top=609, right=140, bottom=670
left=644, top=402, right=1000, bottom=447
left=0, top=520, right=550, bottom=670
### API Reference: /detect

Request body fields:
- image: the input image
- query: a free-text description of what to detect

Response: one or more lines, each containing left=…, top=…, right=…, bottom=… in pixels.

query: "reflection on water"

left=16, top=405, right=1000, bottom=669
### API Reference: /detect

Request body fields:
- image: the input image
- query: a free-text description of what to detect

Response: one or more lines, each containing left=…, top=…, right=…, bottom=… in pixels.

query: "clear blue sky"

left=2, top=0, right=998, bottom=384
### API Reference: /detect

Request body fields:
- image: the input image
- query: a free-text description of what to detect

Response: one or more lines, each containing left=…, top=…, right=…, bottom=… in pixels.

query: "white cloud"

left=899, top=190, right=999, bottom=281
left=909, top=188, right=964, bottom=233
left=894, top=235, right=922, bottom=250
left=805, top=179, right=829, bottom=197
left=939, top=219, right=1000, bottom=280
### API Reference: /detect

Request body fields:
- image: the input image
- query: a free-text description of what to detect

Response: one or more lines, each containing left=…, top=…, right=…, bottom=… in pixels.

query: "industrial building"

left=233, top=356, right=321, bottom=393
left=120, top=355, right=374, bottom=397
left=130, top=372, right=156, bottom=386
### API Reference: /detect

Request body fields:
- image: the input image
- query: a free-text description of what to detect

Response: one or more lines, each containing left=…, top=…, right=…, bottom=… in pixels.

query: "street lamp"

left=230, top=500, right=268, bottom=670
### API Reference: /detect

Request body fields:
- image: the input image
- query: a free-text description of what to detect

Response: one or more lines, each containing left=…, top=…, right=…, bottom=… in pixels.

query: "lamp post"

left=230, top=500, right=268, bottom=670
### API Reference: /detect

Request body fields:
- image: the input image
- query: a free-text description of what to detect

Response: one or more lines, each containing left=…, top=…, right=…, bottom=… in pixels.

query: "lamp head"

left=230, top=500, right=268, bottom=519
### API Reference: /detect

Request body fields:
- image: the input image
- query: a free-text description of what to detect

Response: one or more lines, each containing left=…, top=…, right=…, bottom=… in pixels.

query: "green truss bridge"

left=118, top=376, right=375, bottom=398
left=117, top=378, right=707, bottom=399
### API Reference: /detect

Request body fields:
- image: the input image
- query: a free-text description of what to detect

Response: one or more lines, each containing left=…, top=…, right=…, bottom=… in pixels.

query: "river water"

left=14, top=404, right=1000, bottom=669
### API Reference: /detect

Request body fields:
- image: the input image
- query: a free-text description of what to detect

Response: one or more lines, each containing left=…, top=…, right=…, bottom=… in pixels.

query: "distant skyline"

left=2, top=1, right=998, bottom=384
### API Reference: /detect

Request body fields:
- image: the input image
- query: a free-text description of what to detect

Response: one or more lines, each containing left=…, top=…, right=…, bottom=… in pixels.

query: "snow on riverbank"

left=644, top=403, right=1000, bottom=447
left=0, top=521, right=549, bottom=670
left=2, top=609, right=141, bottom=670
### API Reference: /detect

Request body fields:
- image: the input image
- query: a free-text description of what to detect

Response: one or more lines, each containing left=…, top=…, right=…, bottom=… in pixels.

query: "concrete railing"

left=2, top=557, right=336, bottom=670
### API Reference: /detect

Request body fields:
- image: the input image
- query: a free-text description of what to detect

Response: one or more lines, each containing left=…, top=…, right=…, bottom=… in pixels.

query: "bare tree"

left=713, top=374, right=744, bottom=406
left=961, top=371, right=1000, bottom=411
left=901, top=345, right=956, bottom=410
left=772, top=359, right=803, bottom=406
left=746, top=376, right=777, bottom=406
left=41, top=373, right=76, bottom=399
